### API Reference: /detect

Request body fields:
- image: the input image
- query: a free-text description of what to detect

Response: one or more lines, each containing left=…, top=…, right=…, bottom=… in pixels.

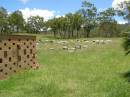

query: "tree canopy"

left=0, top=0, right=128, bottom=39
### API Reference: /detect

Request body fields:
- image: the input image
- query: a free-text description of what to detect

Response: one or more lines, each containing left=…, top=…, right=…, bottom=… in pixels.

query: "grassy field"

left=0, top=36, right=130, bottom=97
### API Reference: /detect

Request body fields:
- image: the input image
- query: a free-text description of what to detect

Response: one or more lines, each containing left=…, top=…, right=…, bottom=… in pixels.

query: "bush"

left=123, top=33, right=130, bottom=55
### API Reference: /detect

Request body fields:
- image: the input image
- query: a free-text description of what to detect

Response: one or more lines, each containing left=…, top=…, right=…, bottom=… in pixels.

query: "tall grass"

left=0, top=37, right=130, bottom=97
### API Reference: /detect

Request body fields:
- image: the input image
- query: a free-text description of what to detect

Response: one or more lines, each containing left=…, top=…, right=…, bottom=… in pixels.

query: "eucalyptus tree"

left=46, top=16, right=68, bottom=38
left=97, top=8, right=119, bottom=37
left=65, top=13, right=83, bottom=38
left=46, top=18, right=59, bottom=37
left=26, top=16, right=44, bottom=33
left=0, top=7, right=8, bottom=35
left=49, top=17, right=61, bottom=37
left=116, top=1, right=130, bottom=55
left=65, top=13, right=74, bottom=38
left=58, top=16, right=68, bottom=38
left=48, top=13, right=83, bottom=39
left=78, top=0, right=97, bottom=37
left=8, top=10, right=25, bottom=33
left=115, top=1, right=130, bottom=23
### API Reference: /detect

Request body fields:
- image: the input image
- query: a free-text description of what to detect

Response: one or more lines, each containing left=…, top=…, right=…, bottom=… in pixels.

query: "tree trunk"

left=53, top=31, right=56, bottom=37
left=86, top=31, right=90, bottom=37
left=71, top=30, right=74, bottom=38
left=84, top=28, right=90, bottom=38
left=76, top=30, right=79, bottom=38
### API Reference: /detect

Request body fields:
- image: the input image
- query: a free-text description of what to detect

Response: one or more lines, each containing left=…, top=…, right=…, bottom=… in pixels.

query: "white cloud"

left=98, top=8, right=107, bottom=12
left=112, top=0, right=130, bottom=10
left=55, top=15, right=61, bottom=18
left=20, top=8, right=56, bottom=21
left=18, top=0, right=29, bottom=4
left=118, top=20, right=127, bottom=24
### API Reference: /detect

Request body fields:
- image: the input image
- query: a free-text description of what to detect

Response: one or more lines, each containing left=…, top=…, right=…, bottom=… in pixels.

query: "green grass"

left=0, top=36, right=130, bottom=97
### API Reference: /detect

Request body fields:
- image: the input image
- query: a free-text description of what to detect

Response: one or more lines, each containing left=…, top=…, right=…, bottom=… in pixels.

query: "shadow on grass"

left=122, top=71, right=130, bottom=82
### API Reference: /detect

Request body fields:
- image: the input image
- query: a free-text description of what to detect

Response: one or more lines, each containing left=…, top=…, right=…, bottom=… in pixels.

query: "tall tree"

left=97, top=8, right=119, bottom=37
left=8, top=10, right=25, bottom=33
left=46, top=13, right=83, bottom=39
left=78, top=0, right=97, bottom=37
left=66, top=13, right=83, bottom=38
left=0, top=7, right=8, bottom=35
left=26, top=16, right=44, bottom=33
left=116, top=1, right=130, bottom=54
left=116, top=1, right=130, bottom=23
left=46, top=18, right=57, bottom=37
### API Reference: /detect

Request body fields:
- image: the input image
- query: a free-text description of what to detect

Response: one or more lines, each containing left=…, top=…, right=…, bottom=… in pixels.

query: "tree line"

left=0, top=0, right=129, bottom=38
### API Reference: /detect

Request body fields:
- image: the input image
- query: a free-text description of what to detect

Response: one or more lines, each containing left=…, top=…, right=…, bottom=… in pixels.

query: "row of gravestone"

left=37, top=39, right=112, bottom=53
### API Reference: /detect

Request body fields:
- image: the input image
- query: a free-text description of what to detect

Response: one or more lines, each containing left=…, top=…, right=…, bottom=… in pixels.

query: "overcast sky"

left=0, top=0, right=129, bottom=23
